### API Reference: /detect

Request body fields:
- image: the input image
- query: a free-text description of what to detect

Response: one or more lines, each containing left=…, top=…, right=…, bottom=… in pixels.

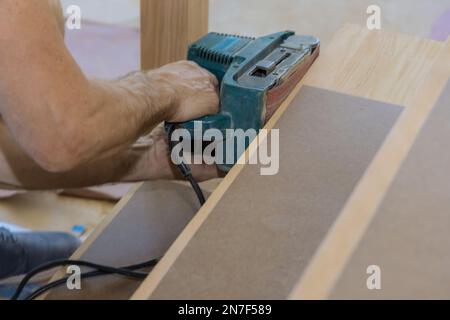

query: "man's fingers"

left=204, top=69, right=219, bottom=87
left=209, top=91, right=220, bottom=114
left=181, top=60, right=219, bottom=87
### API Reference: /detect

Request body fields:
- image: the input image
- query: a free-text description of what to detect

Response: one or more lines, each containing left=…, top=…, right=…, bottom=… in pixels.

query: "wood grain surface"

left=141, top=0, right=209, bottom=69
left=143, top=87, right=402, bottom=299
left=291, top=40, right=450, bottom=300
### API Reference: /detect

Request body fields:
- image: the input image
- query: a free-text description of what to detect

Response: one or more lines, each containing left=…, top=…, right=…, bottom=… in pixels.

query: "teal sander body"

left=167, top=31, right=320, bottom=172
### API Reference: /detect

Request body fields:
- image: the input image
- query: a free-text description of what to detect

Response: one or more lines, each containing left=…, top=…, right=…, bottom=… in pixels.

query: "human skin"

left=0, top=0, right=220, bottom=189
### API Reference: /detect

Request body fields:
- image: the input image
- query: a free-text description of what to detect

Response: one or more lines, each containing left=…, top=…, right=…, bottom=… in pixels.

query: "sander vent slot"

left=197, top=46, right=234, bottom=65
left=211, top=32, right=256, bottom=40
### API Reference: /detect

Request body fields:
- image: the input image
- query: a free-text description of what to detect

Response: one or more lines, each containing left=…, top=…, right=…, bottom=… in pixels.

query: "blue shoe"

left=0, top=227, right=80, bottom=280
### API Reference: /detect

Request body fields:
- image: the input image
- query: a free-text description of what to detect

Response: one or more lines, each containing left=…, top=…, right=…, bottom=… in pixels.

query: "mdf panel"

left=141, top=0, right=209, bottom=70
left=145, top=87, right=402, bottom=299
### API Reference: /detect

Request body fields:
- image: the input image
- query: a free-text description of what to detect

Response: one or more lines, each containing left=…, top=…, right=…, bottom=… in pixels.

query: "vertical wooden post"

left=140, top=0, right=209, bottom=70
left=50, top=0, right=65, bottom=35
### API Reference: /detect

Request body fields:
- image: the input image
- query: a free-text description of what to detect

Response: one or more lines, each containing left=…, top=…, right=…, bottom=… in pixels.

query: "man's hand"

left=148, top=61, right=220, bottom=123
left=125, top=61, right=222, bottom=182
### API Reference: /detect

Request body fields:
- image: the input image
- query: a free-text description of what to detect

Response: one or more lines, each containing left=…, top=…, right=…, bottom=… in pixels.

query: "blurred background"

left=61, top=0, right=450, bottom=79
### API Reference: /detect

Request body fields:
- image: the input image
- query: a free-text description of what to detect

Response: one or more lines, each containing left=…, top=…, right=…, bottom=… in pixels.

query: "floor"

left=1, top=0, right=449, bottom=234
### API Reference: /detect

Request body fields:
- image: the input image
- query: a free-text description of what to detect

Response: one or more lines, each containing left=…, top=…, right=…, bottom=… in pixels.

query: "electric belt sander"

left=168, top=31, right=320, bottom=171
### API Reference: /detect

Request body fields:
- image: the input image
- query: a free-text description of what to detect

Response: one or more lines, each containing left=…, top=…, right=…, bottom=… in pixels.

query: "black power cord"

left=167, top=123, right=206, bottom=205
left=25, top=270, right=105, bottom=300
left=176, top=162, right=206, bottom=205
left=11, top=258, right=158, bottom=300
left=22, top=258, right=158, bottom=300
left=11, top=125, right=206, bottom=300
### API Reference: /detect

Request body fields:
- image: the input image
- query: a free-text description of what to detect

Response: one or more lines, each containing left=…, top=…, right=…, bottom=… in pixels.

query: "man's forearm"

left=0, top=1, right=172, bottom=173
left=0, top=122, right=163, bottom=190
left=64, top=73, right=174, bottom=166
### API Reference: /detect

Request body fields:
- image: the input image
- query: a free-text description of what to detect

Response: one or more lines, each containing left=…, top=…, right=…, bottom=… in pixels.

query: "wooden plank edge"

left=289, top=39, right=450, bottom=300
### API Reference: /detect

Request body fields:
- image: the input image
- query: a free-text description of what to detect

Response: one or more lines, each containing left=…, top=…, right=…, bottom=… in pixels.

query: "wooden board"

left=43, top=1, right=210, bottom=299
left=291, top=41, right=450, bottom=299
left=131, top=25, right=446, bottom=300
left=144, top=87, right=402, bottom=299
left=305, top=24, right=444, bottom=106
left=141, top=0, right=209, bottom=69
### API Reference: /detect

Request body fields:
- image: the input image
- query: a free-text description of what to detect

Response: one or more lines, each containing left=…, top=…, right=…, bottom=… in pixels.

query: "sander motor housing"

left=167, top=31, right=320, bottom=171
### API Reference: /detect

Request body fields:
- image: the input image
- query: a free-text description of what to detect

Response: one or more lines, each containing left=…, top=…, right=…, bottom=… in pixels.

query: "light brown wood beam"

left=140, top=0, right=209, bottom=70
